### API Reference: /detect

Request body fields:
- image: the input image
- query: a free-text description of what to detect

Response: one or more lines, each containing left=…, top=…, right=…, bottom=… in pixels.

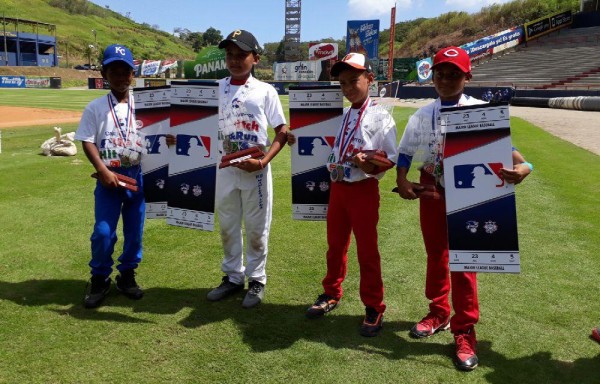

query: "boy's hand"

left=165, top=134, right=176, bottom=147
left=395, top=177, right=423, bottom=200
left=286, top=132, right=296, bottom=146
left=97, top=168, right=120, bottom=188
left=500, top=164, right=530, bottom=185
left=234, top=158, right=263, bottom=173
left=353, top=152, right=377, bottom=174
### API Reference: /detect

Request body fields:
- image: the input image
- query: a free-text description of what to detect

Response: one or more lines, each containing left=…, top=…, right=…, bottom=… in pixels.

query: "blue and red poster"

left=289, top=86, right=343, bottom=220
left=442, top=103, right=520, bottom=273
left=346, top=20, right=380, bottom=62
left=134, top=86, right=171, bottom=218
left=168, top=81, right=219, bottom=231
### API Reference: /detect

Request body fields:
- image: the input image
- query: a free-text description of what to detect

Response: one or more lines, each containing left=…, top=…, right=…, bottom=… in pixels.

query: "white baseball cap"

left=330, top=53, right=373, bottom=77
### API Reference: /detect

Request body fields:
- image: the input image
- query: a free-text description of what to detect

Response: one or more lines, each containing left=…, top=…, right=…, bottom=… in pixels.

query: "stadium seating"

left=469, top=26, right=600, bottom=90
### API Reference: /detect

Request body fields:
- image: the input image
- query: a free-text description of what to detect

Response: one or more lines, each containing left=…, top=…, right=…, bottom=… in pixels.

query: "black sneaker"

left=242, top=280, right=265, bottom=309
left=115, top=269, right=144, bottom=300
left=306, top=293, right=339, bottom=319
left=84, top=275, right=111, bottom=308
left=360, top=307, right=383, bottom=337
left=207, top=276, right=244, bottom=301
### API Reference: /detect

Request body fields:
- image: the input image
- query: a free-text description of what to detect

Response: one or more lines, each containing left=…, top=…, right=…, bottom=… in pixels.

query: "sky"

left=89, top=0, right=515, bottom=45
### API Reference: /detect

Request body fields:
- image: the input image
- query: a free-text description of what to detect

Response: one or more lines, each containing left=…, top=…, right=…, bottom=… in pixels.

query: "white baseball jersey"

left=397, top=94, right=486, bottom=182
left=215, top=76, right=287, bottom=285
left=75, top=91, right=143, bottom=167
left=327, top=101, right=398, bottom=183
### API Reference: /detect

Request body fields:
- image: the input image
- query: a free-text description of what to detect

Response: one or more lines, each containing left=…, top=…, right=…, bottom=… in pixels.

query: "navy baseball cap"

left=102, top=44, right=135, bottom=69
left=218, top=30, right=261, bottom=53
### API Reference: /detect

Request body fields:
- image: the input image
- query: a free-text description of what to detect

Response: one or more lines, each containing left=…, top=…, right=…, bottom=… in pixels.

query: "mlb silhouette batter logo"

left=453, top=163, right=504, bottom=189
left=298, top=136, right=335, bottom=157
left=145, top=134, right=168, bottom=154
left=175, top=135, right=211, bottom=158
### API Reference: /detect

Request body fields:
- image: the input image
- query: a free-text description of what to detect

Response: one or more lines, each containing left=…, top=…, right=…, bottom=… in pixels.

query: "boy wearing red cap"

left=395, top=46, right=532, bottom=370
left=303, top=53, right=398, bottom=337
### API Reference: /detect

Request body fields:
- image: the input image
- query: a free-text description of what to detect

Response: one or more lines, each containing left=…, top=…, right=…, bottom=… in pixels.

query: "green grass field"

left=0, top=89, right=598, bottom=383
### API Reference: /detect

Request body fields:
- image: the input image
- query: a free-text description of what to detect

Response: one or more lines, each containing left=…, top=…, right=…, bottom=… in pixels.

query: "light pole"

left=91, top=29, right=97, bottom=66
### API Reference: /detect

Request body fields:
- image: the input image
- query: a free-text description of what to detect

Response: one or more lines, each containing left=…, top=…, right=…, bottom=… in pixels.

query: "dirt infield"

left=0, top=106, right=82, bottom=129
left=396, top=99, right=600, bottom=156
left=1, top=103, right=598, bottom=156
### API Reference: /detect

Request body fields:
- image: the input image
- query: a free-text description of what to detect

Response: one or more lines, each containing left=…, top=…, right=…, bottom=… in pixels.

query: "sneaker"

left=305, top=293, right=339, bottom=319
left=360, top=307, right=383, bottom=337
left=115, top=269, right=144, bottom=300
left=454, top=328, right=479, bottom=371
left=592, top=327, right=600, bottom=343
left=84, top=275, right=111, bottom=308
left=242, top=280, right=265, bottom=309
left=409, top=313, right=450, bottom=339
left=207, top=276, right=244, bottom=301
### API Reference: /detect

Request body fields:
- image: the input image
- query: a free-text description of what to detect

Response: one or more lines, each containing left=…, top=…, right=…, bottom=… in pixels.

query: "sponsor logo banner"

left=289, top=86, right=343, bottom=220
left=417, top=58, right=433, bottom=83
left=525, top=10, right=572, bottom=41
left=442, top=103, right=520, bottom=273
left=134, top=86, right=172, bottom=218
left=183, top=46, right=228, bottom=79
left=309, top=42, right=338, bottom=61
left=167, top=81, right=219, bottom=231
left=0, top=76, right=25, bottom=88
left=141, top=60, right=161, bottom=76
left=346, top=20, right=380, bottom=61
left=274, top=61, right=322, bottom=81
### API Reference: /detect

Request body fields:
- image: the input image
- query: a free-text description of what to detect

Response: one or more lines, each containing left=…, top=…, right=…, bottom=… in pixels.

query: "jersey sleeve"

left=264, top=85, right=287, bottom=129
left=74, top=103, right=98, bottom=143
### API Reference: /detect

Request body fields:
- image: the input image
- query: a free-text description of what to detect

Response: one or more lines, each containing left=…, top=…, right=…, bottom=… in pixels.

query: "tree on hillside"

left=203, top=27, right=223, bottom=46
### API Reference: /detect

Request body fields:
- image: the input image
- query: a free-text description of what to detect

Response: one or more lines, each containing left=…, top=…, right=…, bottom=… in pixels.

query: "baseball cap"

left=218, top=30, right=261, bottom=53
left=330, top=53, right=373, bottom=77
left=102, top=44, right=135, bottom=69
left=432, top=46, right=471, bottom=74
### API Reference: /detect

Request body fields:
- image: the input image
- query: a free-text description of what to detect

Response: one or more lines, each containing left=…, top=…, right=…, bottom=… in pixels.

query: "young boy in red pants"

left=395, top=46, right=532, bottom=370
left=303, top=53, right=398, bottom=337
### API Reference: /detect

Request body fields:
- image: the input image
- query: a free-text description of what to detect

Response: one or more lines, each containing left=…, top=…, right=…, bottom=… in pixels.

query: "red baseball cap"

left=330, top=53, right=373, bottom=77
left=432, top=46, right=471, bottom=74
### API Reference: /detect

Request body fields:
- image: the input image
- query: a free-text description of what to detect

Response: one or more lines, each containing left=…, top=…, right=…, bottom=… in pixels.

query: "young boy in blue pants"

left=76, top=44, right=145, bottom=308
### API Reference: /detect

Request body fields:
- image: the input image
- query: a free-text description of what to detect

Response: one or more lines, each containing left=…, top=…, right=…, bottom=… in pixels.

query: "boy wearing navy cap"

left=206, top=30, right=288, bottom=309
left=395, top=46, right=532, bottom=370
left=76, top=44, right=146, bottom=308
left=302, top=53, right=398, bottom=337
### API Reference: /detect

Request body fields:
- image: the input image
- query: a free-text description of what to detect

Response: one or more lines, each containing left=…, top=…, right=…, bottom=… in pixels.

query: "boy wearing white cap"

left=304, top=53, right=397, bottom=337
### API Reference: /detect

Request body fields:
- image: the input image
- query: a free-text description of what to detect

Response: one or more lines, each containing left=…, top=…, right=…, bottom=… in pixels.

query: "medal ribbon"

left=107, top=93, right=133, bottom=145
left=335, top=97, right=370, bottom=164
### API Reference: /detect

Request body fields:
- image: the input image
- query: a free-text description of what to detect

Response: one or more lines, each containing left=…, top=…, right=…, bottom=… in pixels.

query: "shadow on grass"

left=2, top=278, right=600, bottom=381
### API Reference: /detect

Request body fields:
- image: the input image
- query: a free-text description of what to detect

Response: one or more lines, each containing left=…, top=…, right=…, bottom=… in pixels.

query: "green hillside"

left=0, top=0, right=196, bottom=65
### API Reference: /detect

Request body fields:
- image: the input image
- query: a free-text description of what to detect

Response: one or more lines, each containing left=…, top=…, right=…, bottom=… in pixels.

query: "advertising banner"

left=0, top=76, right=25, bottom=88
left=461, top=26, right=525, bottom=61
left=524, top=10, right=572, bottom=41
left=346, top=20, right=380, bottom=61
left=416, top=58, right=433, bottom=83
left=141, top=60, right=161, bottom=76
left=441, top=103, right=520, bottom=273
left=274, top=61, right=322, bottom=81
left=25, top=77, right=51, bottom=88
left=168, top=81, right=219, bottom=230
left=159, top=59, right=178, bottom=74
left=289, top=86, right=343, bottom=220
left=134, top=86, right=171, bottom=218
left=183, top=46, right=228, bottom=79
left=308, top=42, right=338, bottom=61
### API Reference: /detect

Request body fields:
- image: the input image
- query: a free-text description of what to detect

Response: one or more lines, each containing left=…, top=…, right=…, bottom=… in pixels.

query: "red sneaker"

left=409, top=313, right=450, bottom=338
left=454, top=328, right=478, bottom=371
left=592, top=327, right=600, bottom=343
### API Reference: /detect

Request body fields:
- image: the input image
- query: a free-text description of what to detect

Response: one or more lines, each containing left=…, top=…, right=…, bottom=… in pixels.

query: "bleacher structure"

left=469, top=26, right=600, bottom=90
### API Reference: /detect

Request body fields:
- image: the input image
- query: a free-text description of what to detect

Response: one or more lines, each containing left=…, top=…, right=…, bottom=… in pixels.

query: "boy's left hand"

left=500, top=164, right=530, bottom=184
left=353, top=152, right=377, bottom=174
left=165, top=134, right=176, bottom=147
left=234, top=158, right=263, bottom=173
